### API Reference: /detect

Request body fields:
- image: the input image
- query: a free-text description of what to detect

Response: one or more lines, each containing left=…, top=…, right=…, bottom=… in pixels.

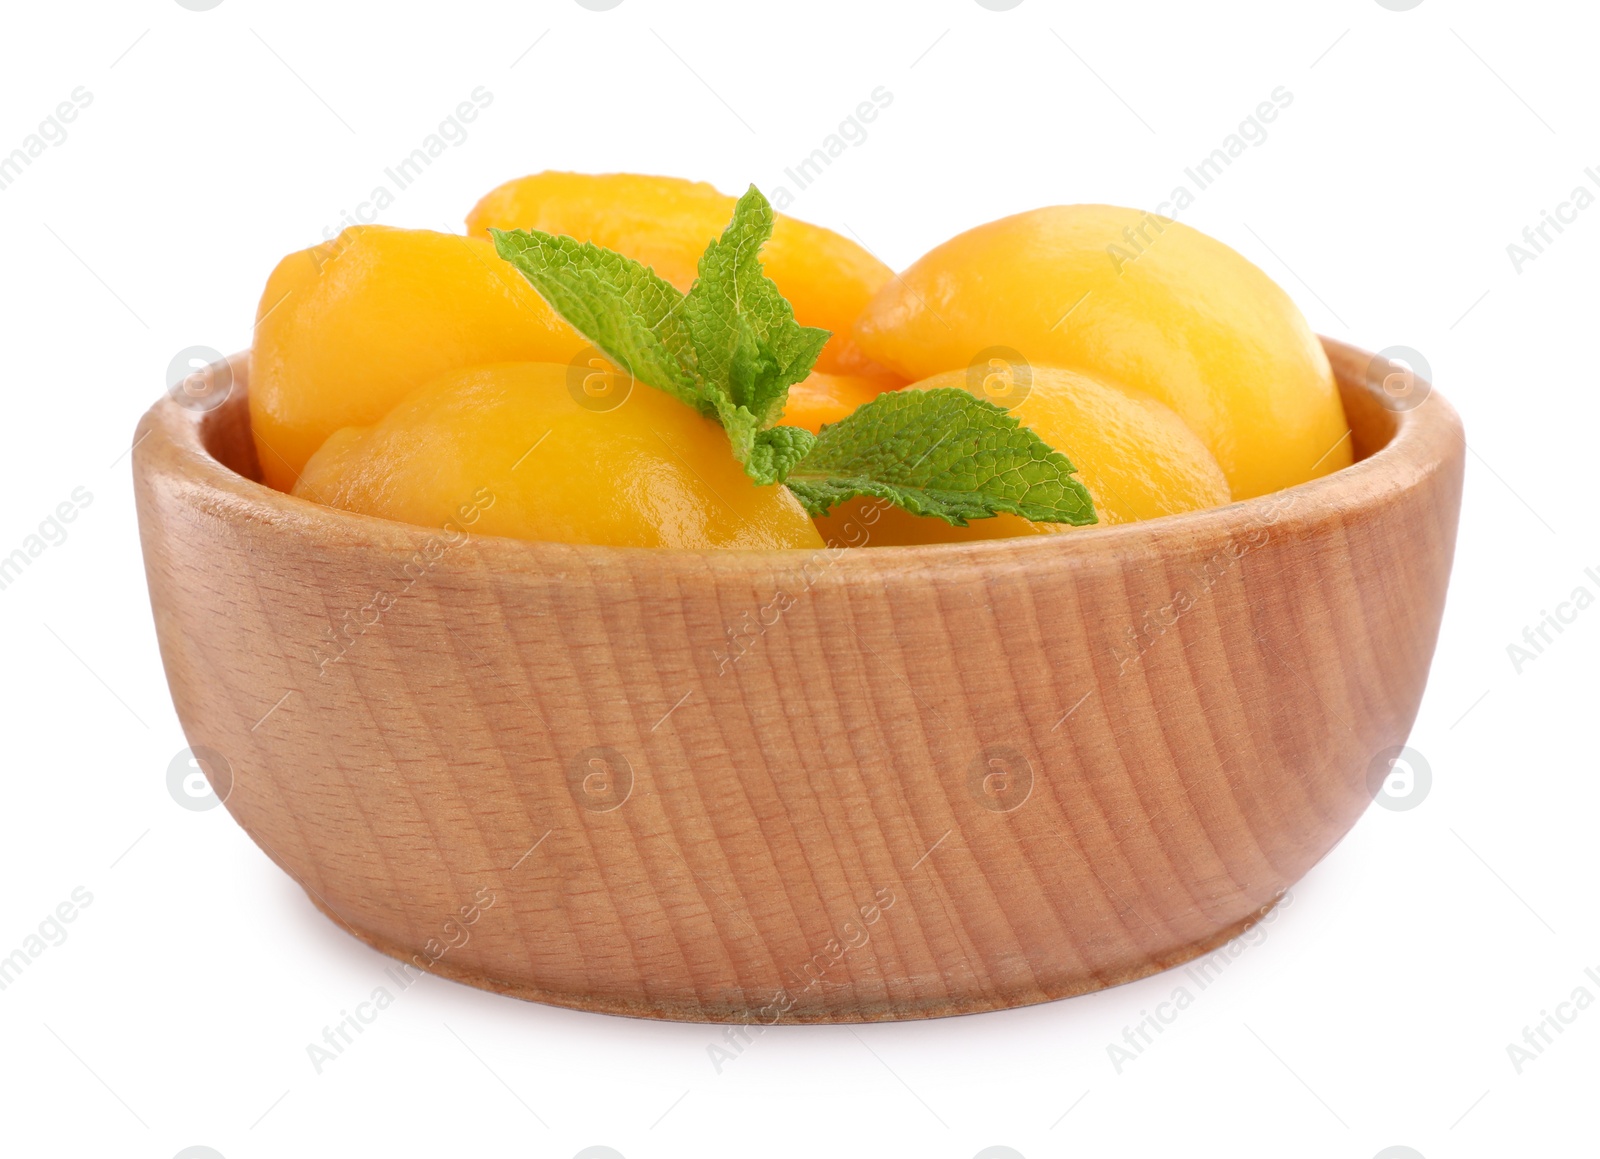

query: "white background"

left=0, top=1, right=1595, bottom=1156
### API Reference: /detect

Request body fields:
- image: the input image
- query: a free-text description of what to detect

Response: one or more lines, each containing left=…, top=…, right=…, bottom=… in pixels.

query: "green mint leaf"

left=489, top=227, right=704, bottom=413
left=785, top=388, right=1099, bottom=526
left=490, top=188, right=830, bottom=488
left=680, top=187, right=830, bottom=435
left=740, top=424, right=817, bottom=487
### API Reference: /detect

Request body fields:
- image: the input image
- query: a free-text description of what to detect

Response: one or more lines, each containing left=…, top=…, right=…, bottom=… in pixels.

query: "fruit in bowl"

left=132, top=172, right=1462, bottom=1023
left=248, top=177, right=1354, bottom=557
left=852, top=204, right=1352, bottom=500
left=295, top=361, right=824, bottom=550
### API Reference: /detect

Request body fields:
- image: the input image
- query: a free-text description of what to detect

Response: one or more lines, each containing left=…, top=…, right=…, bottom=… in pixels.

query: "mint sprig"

left=491, top=185, right=1098, bottom=528
left=492, top=186, right=825, bottom=485
left=787, top=388, right=1097, bottom=525
left=679, top=187, right=829, bottom=480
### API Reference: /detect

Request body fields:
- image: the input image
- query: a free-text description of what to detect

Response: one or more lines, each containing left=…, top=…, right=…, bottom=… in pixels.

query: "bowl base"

left=304, top=890, right=1282, bottom=1024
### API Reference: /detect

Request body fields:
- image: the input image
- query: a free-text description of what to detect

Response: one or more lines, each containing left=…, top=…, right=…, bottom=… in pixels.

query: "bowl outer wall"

left=132, top=338, right=1464, bottom=1022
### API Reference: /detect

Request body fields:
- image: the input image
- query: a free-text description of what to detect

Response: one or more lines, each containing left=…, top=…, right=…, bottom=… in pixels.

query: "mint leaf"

left=785, top=388, right=1098, bottom=526
left=490, top=187, right=829, bottom=489
left=743, top=424, right=817, bottom=487
left=489, top=227, right=704, bottom=413
left=682, top=187, right=829, bottom=430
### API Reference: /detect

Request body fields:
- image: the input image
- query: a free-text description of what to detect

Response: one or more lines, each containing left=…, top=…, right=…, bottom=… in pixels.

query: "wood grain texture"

left=132, top=339, right=1463, bottom=1023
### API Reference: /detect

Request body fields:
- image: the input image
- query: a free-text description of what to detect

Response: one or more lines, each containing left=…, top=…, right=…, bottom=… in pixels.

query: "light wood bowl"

left=133, top=340, right=1462, bottom=1023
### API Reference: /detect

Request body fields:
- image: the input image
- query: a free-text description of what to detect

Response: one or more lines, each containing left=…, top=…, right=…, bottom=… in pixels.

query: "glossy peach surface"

left=250, top=226, right=585, bottom=491
left=853, top=204, right=1352, bottom=499
left=780, top=371, right=896, bottom=434
left=295, top=362, right=824, bottom=550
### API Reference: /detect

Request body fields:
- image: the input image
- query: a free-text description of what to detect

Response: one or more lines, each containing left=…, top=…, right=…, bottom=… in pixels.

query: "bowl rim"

left=135, top=337, right=1462, bottom=580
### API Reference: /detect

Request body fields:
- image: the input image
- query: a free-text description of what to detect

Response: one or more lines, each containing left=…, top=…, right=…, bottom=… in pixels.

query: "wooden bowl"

left=133, top=340, right=1462, bottom=1023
